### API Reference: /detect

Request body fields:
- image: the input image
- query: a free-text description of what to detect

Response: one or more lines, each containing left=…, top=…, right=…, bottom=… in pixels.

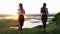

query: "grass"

left=0, top=16, right=60, bottom=34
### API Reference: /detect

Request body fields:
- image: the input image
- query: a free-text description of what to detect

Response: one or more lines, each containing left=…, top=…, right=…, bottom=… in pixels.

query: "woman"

left=41, top=3, right=48, bottom=32
left=18, top=3, right=25, bottom=32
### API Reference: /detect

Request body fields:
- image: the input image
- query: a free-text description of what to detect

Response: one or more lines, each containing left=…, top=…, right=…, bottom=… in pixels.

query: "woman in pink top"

left=18, top=3, right=25, bottom=32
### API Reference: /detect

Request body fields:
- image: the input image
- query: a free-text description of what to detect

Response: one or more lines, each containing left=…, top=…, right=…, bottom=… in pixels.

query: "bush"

left=52, top=12, right=60, bottom=25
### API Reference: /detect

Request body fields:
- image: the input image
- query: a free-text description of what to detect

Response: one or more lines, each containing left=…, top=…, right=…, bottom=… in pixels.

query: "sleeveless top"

left=41, top=7, right=48, bottom=14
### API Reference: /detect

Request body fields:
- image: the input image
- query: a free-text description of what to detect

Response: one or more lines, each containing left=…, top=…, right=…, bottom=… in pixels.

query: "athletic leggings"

left=41, top=14, right=47, bottom=27
left=18, top=15, right=24, bottom=26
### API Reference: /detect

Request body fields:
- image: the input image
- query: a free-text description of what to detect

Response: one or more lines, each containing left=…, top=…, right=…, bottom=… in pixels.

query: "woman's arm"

left=23, top=9, right=25, bottom=15
left=46, top=8, right=49, bottom=14
left=17, top=9, right=20, bottom=14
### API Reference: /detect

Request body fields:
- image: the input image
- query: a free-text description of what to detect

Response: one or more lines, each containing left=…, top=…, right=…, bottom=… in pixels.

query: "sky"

left=0, top=0, right=60, bottom=14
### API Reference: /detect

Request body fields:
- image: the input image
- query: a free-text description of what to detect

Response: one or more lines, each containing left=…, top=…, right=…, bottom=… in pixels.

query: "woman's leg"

left=20, top=21, right=24, bottom=31
left=20, top=15, right=24, bottom=31
left=18, top=15, right=22, bottom=31
left=42, top=14, right=47, bottom=32
left=18, top=22, right=21, bottom=31
left=43, top=21, right=46, bottom=32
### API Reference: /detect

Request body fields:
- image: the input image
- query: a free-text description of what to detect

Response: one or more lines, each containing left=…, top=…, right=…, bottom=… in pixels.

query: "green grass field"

left=0, top=12, right=60, bottom=34
left=0, top=19, right=60, bottom=34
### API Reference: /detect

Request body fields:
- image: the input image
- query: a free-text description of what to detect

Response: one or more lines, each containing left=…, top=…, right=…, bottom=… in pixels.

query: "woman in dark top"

left=41, top=3, right=48, bottom=32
